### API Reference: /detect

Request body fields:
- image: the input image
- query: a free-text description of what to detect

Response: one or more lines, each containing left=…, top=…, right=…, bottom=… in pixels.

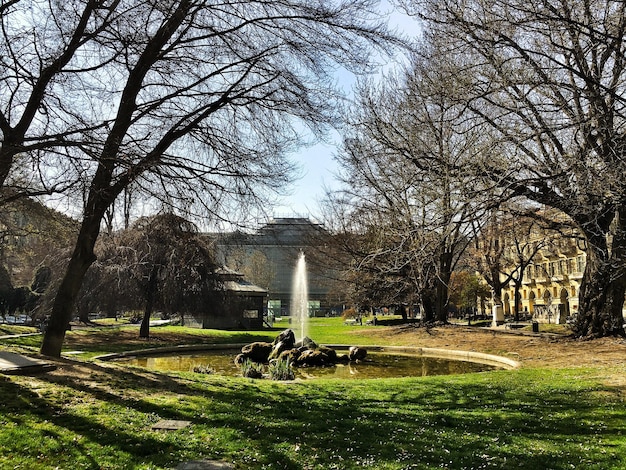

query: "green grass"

left=0, top=316, right=385, bottom=357
left=1, top=365, right=624, bottom=469
left=0, top=317, right=625, bottom=469
left=0, top=323, right=39, bottom=336
left=0, top=322, right=278, bottom=358
left=274, top=316, right=389, bottom=345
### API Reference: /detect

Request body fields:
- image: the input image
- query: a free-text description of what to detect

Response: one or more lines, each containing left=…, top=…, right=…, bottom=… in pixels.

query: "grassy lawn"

left=0, top=323, right=39, bottom=336
left=1, top=317, right=625, bottom=469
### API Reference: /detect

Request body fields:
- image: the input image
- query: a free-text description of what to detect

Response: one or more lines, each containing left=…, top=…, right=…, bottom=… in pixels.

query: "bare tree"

left=0, top=0, right=122, bottom=201
left=331, top=55, right=485, bottom=322
left=37, top=0, right=398, bottom=356
left=406, top=0, right=626, bottom=337
left=226, top=248, right=274, bottom=291
left=324, top=211, right=429, bottom=316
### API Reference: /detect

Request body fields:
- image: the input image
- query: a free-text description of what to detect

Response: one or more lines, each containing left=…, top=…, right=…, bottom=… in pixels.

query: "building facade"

left=185, top=267, right=268, bottom=330
left=215, top=217, right=340, bottom=319
left=500, top=237, right=586, bottom=324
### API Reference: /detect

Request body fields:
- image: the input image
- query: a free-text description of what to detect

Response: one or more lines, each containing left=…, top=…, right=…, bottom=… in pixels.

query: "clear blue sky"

left=271, top=135, right=341, bottom=219
left=271, top=2, right=419, bottom=219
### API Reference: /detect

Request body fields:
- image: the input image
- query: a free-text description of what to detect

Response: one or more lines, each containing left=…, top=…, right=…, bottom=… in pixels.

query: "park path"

left=0, top=350, right=56, bottom=374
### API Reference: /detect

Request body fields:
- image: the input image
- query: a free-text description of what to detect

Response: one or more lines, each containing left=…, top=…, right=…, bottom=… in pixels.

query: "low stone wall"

left=324, top=345, right=520, bottom=370
left=96, top=343, right=520, bottom=370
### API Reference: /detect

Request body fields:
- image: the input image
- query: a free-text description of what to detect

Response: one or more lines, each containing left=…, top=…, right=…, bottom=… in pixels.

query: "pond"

left=116, top=348, right=500, bottom=380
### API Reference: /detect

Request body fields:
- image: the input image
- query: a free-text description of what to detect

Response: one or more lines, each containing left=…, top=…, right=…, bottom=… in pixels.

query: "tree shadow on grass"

left=2, top=356, right=308, bottom=468
left=3, top=359, right=626, bottom=469
left=221, top=375, right=626, bottom=469
left=0, top=374, right=191, bottom=469
left=61, top=326, right=275, bottom=355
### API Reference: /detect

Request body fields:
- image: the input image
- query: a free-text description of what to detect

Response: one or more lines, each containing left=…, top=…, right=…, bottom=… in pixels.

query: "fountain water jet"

left=291, top=252, right=309, bottom=341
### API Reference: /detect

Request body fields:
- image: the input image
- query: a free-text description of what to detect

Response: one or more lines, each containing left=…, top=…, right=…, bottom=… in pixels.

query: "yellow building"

left=481, top=208, right=587, bottom=325
left=500, top=237, right=586, bottom=324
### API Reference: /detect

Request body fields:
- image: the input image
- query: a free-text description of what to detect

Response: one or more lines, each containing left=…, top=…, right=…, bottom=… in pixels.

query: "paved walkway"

left=0, top=351, right=56, bottom=375
left=0, top=332, right=41, bottom=340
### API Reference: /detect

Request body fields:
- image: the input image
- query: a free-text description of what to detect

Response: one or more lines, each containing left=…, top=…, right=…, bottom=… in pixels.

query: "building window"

left=243, top=310, right=259, bottom=319
left=576, top=256, right=585, bottom=273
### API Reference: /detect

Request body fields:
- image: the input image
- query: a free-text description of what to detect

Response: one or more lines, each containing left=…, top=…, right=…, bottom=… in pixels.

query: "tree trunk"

left=575, top=262, right=626, bottom=337
left=420, top=289, right=435, bottom=323
left=139, top=308, right=152, bottom=339
left=397, top=304, right=408, bottom=321
left=574, top=213, right=626, bottom=338
left=39, top=216, right=101, bottom=356
left=0, top=147, right=16, bottom=192
left=39, top=175, right=113, bottom=357
left=139, top=266, right=160, bottom=339
left=513, top=281, right=522, bottom=322
left=434, top=251, right=453, bottom=322
left=78, top=304, right=90, bottom=324
left=434, top=277, right=449, bottom=322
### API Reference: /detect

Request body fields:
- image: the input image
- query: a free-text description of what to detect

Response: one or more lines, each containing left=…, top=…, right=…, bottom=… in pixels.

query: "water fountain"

left=229, top=252, right=368, bottom=376
left=291, top=251, right=309, bottom=341
left=103, top=251, right=515, bottom=379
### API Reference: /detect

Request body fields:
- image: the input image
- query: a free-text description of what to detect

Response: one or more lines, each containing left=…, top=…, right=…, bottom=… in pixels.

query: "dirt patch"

left=364, top=324, right=626, bottom=370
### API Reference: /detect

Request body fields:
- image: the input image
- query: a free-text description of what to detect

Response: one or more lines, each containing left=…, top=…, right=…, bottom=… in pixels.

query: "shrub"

left=191, top=364, right=215, bottom=374
left=341, top=308, right=357, bottom=320
left=268, top=358, right=295, bottom=381
left=240, top=358, right=264, bottom=379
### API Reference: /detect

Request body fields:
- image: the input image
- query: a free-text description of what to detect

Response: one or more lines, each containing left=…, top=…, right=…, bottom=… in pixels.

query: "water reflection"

left=118, top=349, right=498, bottom=380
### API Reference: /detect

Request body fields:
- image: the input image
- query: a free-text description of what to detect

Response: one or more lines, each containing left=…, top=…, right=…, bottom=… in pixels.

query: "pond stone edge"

left=93, top=343, right=520, bottom=370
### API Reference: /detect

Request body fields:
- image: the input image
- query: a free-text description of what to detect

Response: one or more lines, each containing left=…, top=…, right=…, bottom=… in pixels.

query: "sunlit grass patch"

left=1, top=319, right=626, bottom=468
left=1, top=365, right=625, bottom=469
left=0, top=324, right=38, bottom=336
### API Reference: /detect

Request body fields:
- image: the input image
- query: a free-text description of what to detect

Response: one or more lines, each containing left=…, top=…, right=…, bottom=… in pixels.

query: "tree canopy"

left=10, top=0, right=400, bottom=356
left=391, top=0, right=626, bottom=337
